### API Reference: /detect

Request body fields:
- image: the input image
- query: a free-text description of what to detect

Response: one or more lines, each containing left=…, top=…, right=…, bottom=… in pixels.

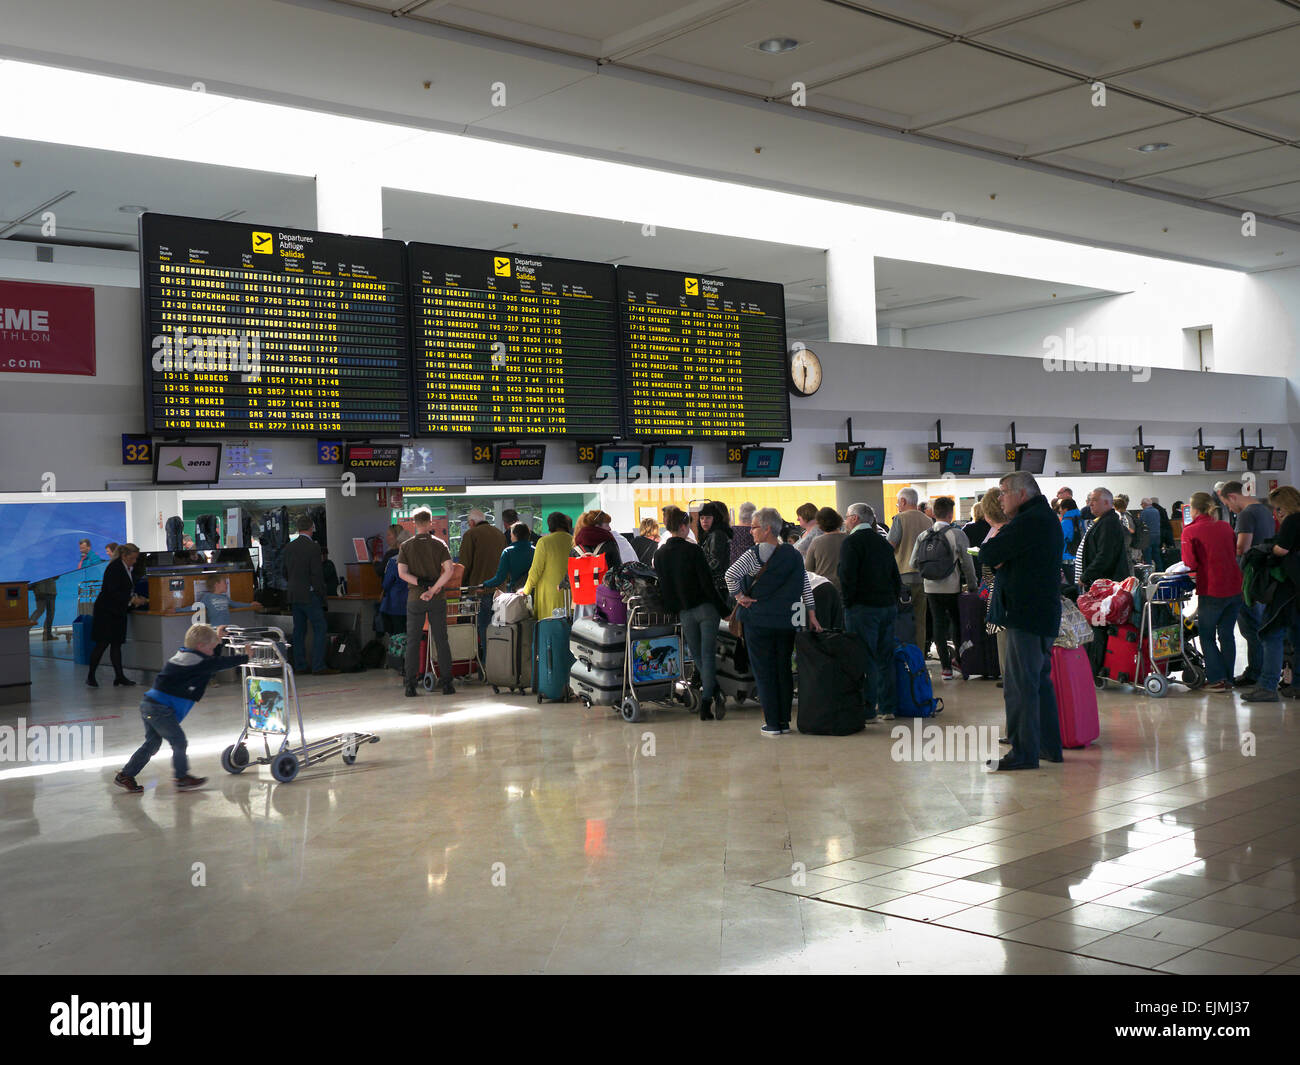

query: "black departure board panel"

left=410, top=243, right=622, bottom=437
left=141, top=214, right=411, bottom=435
left=619, top=266, right=790, bottom=440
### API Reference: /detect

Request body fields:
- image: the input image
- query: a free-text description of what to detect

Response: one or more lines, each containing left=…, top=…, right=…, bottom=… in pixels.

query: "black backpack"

left=915, top=527, right=957, bottom=581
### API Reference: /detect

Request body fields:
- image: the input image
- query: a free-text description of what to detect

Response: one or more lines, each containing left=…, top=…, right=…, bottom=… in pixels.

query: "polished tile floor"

left=1, top=637, right=1297, bottom=974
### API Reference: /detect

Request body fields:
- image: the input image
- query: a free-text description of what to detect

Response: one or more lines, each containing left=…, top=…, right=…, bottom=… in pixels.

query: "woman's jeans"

left=743, top=624, right=795, bottom=729
left=679, top=603, right=720, bottom=699
left=1258, top=617, right=1300, bottom=692
left=1197, top=594, right=1241, bottom=684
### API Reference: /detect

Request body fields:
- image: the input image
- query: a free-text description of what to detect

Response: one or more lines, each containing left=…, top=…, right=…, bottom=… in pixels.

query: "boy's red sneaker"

left=174, top=775, right=207, bottom=791
left=114, top=772, right=143, bottom=794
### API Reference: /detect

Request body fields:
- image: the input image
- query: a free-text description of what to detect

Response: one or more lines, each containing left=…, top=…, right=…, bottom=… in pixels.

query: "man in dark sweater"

left=839, top=503, right=902, bottom=721
left=978, top=473, right=1064, bottom=771
left=1077, top=487, right=1133, bottom=674
left=114, top=623, right=248, bottom=792
left=654, top=506, right=726, bottom=720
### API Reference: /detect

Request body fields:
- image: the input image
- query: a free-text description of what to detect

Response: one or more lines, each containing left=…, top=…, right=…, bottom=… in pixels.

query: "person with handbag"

left=725, top=507, right=821, bottom=737
left=484, top=523, right=537, bottom=597
left=655, top=506, right=726, bottom=721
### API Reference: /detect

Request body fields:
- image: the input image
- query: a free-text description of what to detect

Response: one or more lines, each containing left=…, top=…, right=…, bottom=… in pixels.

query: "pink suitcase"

left=1051, top=645, right=1100, bottom=749
left=595, top=584, right=628, bottom=625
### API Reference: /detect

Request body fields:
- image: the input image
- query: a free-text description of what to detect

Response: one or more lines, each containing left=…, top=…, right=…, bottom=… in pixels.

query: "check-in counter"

left=0, top=581, right=32, bottom=705
left=122, top=553, right=257, bottom=673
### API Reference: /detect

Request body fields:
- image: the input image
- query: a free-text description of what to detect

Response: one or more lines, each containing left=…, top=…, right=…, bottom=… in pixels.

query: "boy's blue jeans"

left=123, top=695, right=189, bottom=778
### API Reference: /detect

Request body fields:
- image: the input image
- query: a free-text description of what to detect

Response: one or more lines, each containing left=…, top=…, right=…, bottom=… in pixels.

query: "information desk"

left=0, top=581, right=31, bottom=705
left=618, top=266, right=790, bottom=440
left=410, top=244, right=622, bottom=437
left=345, top=562, right=383, bottom=600
left=140, top=213, right=412, bottom=436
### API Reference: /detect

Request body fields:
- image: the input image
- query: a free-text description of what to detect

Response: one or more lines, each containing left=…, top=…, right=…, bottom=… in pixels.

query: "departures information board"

left=619, top=267, right=790, bottom=440
left=410, top=244, right=622, bottom=437
left=140, top=214, right=412, bottom=435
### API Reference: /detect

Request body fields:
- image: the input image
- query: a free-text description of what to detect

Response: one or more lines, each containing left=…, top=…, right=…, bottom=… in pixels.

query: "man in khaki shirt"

left=459, top=509, right=506, bottom=658
left=397, top=509, right=457, bottom=698
left=887, top=487, right=934, bottom=651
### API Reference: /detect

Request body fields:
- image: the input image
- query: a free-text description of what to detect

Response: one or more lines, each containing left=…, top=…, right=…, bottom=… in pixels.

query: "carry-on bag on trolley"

left=1100, top=622, right=1143, bottom=684
left=1050, top=645, right=1099, bottom=749
left=595, top=584, right=628, bottom=625
left=485, top=618, right=534, bottom=693
left=795, top=631, right=868, bottom=735
left=957, top=590, right=1000, bottom=679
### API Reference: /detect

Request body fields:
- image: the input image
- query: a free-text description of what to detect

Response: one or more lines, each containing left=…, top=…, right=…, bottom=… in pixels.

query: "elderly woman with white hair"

left=729, top=501, right=757, bottom=566
left=725, top=506, right=821, bottom=736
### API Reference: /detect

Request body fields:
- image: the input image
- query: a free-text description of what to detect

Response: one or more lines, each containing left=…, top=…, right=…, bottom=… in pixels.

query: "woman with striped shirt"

left=725, top=507, right=820, bottom=736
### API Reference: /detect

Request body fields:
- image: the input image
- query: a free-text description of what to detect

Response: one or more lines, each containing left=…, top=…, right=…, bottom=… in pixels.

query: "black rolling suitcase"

left=895, top=590, right=915, bottom=644
left=957, top=591, right=999, bottom=679
left=795, top=631, right=868, bottom=735
left=716, top=619, right=755, bottom=708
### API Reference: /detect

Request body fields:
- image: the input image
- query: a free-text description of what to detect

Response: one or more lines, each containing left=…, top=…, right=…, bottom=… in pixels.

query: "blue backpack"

left=893, top=641, right=944, bottom=718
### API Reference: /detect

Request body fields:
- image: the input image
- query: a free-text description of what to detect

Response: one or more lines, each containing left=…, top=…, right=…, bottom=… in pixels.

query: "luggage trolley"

left=1137, top=571, right=1205, bottom=698
left=219, top=626, right=379, bottom=782
left=617, top=595, right=694, bottom=723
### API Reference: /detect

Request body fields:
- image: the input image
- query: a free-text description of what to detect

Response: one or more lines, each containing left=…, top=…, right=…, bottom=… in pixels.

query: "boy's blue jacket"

left=145, top=645, right=247, bottom=721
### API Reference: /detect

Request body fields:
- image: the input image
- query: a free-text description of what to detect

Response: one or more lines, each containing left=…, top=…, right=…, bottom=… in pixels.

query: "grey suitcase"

left=570, top=616, right=628, bottom=672
left=485, top=619, right=534, bottom=693
left=570, top=659, right=675, bottom=709
left=716, top=618, right=756, bottom=707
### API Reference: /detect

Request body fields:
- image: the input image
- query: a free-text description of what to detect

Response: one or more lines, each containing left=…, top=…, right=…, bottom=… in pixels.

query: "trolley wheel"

left=621, top=695, right=644, bottom=722
left=1144, top=673, right=1170, bottom=698
left=270, top=751, right=300, bottom=783
left=220, top=744, right=247, bottom=775
left=421, top=671, right=436, bottom=693
left=341, top=752, right=357, bottom=766
left=736, top=689, right=749, bottom=705
left=492, top=685, right=500, bottom=694
left=1094, top=676, right=1106, bottom=691
left=580, top=696, right=592, bottom=710
left=683, top=686, right=700, bottom=713
left=713, top=695, right=727, bottom=720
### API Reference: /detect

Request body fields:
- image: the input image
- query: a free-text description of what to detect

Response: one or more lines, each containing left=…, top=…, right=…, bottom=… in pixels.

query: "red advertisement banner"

left=0, top=279, right=96, bottom=375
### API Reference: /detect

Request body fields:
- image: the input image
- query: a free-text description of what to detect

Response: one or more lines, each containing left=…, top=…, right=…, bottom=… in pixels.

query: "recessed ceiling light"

left=1133, top=142, right=1172, bottom=153
left=118, top=204, right=148, bottom=213
left=752, top=37, right=800, bottom=54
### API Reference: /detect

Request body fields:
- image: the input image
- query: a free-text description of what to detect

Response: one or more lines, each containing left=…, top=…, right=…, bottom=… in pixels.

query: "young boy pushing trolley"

left=113, top=623, right=247, bottom=793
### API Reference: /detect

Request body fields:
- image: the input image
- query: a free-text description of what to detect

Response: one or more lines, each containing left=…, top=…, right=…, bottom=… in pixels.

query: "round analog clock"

left=788, top=346, right=823, bottom=396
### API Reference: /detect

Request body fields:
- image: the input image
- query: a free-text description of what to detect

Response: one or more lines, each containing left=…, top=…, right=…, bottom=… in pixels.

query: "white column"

left=315, top=169, right=384, bottom=237
left=825, top=238, right=877, bottom=345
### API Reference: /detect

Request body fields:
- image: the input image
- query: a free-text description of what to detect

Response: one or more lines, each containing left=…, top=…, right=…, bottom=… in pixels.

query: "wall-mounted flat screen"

left=1082, top=448, right=1109, bottom=473
left=596, top=446, right=643, bottom=474
left=618, top=266, right=789, bottom=440
left=1204, top=449, right=1229, bottom=472
left=140, top=213, right=411, bottom=436
left=1143, top=449, right=1170, bottom=473
left=409, top=244, right=621, bottom=438
left=1247, top=448, right=1274, bottom=471
left=495, top=444, right=546, bottom=481
left=741, top=446, right=784, bottom=478
left=153, top=443, right=223, bottom=485
left=940, top=448, right=973, bottom=476
left=648, top=445, right=693, bottom=470
left=849, top=447, right=887, bottom=477
left=1015, top=448, right=1046, bottom=474
left=1269, top=449, right=1288, bottom=470
left=345, top=444, right=402, bottom=483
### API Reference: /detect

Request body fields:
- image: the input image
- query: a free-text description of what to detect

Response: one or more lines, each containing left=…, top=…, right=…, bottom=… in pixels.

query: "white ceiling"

left=0, top=138, right=1116, bottom=338
left=0, top=0, right=1297, bottom=272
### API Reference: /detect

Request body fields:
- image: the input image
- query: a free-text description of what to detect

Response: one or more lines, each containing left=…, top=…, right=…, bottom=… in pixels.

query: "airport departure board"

left=410, top=244, right=622, bottom=437
left=619, top=266, right=790, bottom=440
left=140, top=214, right=412, bottom=435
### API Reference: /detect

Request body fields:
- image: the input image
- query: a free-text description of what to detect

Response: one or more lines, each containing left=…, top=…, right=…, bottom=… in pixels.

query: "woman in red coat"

left=1181, top=492, right=1242, bottom=692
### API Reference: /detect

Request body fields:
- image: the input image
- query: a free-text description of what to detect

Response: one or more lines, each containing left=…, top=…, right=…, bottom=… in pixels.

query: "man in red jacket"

left=1181, top=492, right=1242, bottom=692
